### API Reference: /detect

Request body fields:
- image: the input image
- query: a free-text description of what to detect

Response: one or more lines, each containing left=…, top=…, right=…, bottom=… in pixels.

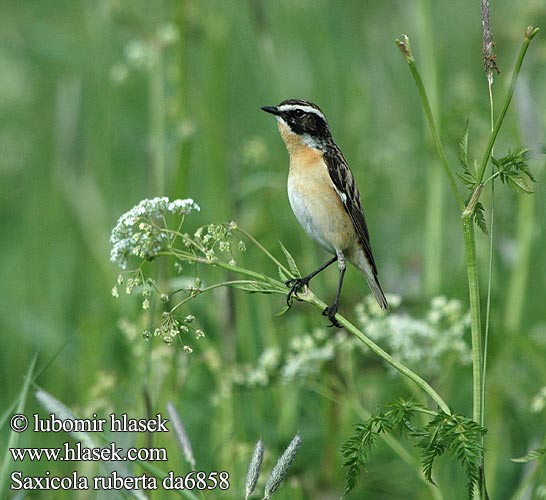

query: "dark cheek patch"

left=304, top=115, right=320, bottom=134
left=289, top=118, right=306, bottom=135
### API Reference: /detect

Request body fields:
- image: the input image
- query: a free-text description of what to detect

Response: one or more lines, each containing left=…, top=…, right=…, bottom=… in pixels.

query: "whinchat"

left=261, top=99, right=388, bottom=326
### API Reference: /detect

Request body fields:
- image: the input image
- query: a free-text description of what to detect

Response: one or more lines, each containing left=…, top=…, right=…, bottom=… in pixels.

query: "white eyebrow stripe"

left=277, top=104, right=326, bottom=121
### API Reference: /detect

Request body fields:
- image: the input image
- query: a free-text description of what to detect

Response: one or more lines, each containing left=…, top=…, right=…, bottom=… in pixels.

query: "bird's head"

left=261, top=99, right=331, bottom=150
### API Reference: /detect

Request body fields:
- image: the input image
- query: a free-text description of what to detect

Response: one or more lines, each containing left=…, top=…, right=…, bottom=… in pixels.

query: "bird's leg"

left=286, top=255, right=338, bottom=306
left=322, top=251, right=346, bottom=328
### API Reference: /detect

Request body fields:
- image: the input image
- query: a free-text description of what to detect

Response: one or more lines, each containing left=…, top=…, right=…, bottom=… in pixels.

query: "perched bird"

left=261, top=99, right=388, bottom=326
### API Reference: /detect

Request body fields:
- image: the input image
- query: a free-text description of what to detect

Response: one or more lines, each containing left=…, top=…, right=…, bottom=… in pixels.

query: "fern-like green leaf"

left=504, top=172, right=534, bottom=194
left=341, top=421, right=380, bottom=496
left=459, top=122, right=469, bottom=170
left=493, top=147, right=536, bottom=194
left=473, top=201, right=488, bottom=235
left=341, top=399, right=427, bottom=495
left=456, top=170, right=476, bottom=187
left=341, top=403, right=487, bottom=496
left=384, top=398, right=425, bottom=433
left=417, top=412, right=486, bottom=494
left=420, top=441, right=444, bottom=486
left=457, top=123, right=477, bottom=188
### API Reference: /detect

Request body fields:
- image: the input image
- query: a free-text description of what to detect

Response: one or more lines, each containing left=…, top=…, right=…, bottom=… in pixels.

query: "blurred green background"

left=1, top=0, right=545, bottom=498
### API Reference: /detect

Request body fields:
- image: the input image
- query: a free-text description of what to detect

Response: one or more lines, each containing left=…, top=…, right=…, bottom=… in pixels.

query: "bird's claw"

left=322, top=303, right=342, bottom=328
left=285, top=278, right=342, bottom=328
left=285, top=277, right=309, bottom=307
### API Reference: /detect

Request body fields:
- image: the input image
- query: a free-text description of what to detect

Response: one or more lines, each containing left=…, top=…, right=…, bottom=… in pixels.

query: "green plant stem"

left=303, top=292, right=451, bottom=414
left=167, top=249, right=285, bottom=288
left=475, top=27, right=539, bottom=187
left=396, top=36, right=465, bottom=211
left=461, top=216, right=483, bottom=426
left=168, top=280, right=270, bottom=314
left=481, top=69, right=496, bottom=443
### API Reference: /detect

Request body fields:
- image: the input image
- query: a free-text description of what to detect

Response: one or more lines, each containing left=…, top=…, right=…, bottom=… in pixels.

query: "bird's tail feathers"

left=366, top=271, right=388, bottom=310
left=350, top=248, right=388, bottom=310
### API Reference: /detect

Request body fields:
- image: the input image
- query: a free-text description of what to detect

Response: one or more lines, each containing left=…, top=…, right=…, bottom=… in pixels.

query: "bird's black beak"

left=261, top=105, right=281, bottom=116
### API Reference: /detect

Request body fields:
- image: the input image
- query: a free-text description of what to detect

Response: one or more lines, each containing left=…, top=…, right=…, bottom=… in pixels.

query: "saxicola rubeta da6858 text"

left=262, top=99, right=388, bottom=326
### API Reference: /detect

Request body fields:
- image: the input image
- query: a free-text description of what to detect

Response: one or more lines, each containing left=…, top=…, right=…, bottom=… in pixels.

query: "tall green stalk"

left=396, top=27, right=538, bottom=499
left=461, top=216, right=483, bottom=424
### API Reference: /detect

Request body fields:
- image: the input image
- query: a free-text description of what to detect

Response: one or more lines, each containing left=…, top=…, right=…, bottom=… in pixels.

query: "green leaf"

left=457, top=122, right=477, bottom=188
left=417, top=412, right=486, bottom=495
left=228, top=274, right=286, bottom=294
left=511, top=447, right=546, bottom=463
left=279, top=242, right=301, bottom=278
left=341, top=403, right=486, bottom=497
left=493, top=147, right=536, bottom=194
left=228, top=281, right=277, bottom=294
left=341, top=422, right=380, bottom=496
left=505, top=172, right=533, bottom=194
left=456, top=170, right=476, bottom=187
left=384, top=397, right=425, bottom=433
left=341, top=398, right=427, bottom=495
left=421, top=441, right=443, bottom=486
left=278, top=266, right=290, bottom=283
left=473, top=202, right=488, bottom=235
left=459, top=122, right=469, bottom=170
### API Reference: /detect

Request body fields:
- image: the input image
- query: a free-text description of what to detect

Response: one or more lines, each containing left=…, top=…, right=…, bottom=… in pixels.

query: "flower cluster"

left=111, top=269, right=158, bottom=312
left=109, top=198, right=254, bottom=356
left=192, top=221, right=246, bottom=265
left=144, top=311, right=205, bottom=351
left=110, top=197, right=199, bottom=270
left=356, top=294, right=471, bottom=376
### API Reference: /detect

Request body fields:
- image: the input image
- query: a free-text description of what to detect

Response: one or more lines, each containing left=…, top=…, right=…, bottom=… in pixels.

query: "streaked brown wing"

left=323, top=148, right=378, bottom=274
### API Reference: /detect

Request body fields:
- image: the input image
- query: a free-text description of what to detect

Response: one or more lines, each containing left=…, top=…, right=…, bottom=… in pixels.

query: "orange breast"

left=286, top=145, right=356, bottom=252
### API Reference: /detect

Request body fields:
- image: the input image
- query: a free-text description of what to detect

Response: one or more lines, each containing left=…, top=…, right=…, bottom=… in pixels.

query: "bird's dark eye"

left=293, top=109, right=304, bottom=118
